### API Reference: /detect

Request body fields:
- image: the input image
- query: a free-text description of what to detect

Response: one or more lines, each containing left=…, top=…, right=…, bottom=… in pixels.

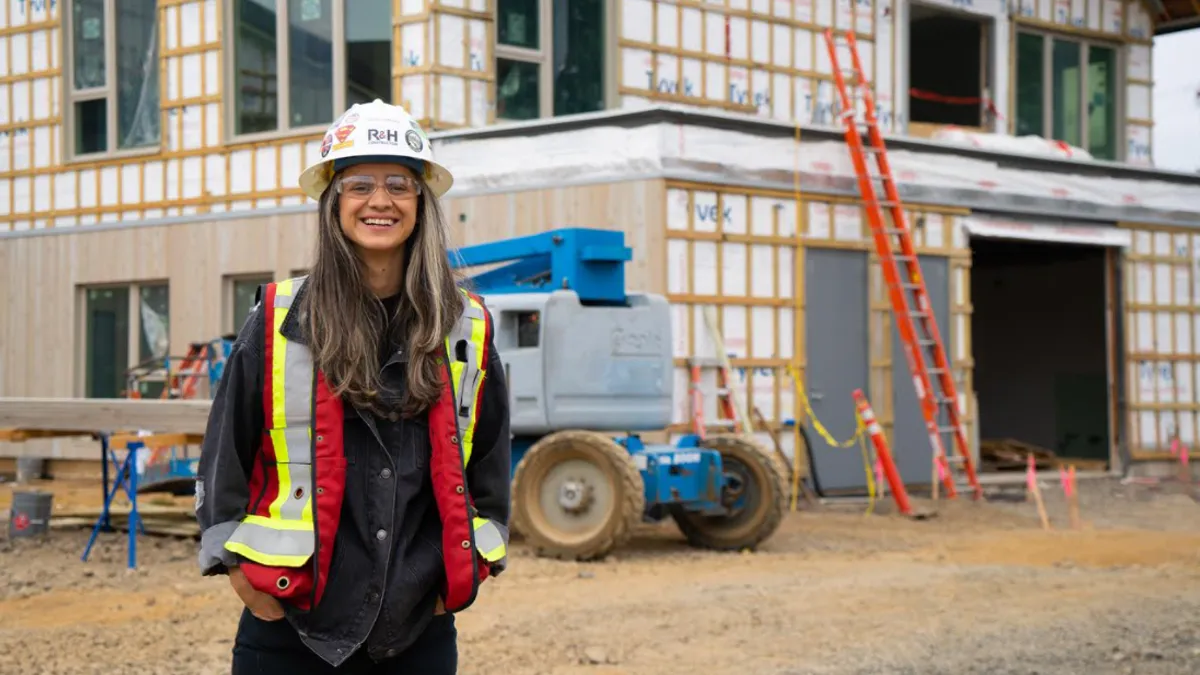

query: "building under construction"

left=1, top=0, right=1198, bottom=493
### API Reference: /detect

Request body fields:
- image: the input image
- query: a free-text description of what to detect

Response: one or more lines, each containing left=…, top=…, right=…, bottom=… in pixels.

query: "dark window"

left=344, top=0, right=392, bottom=106
left=1015, top=31, right=1119, bottom=160
left=498, top=0, right=539, bottom=49
left=495, top=0, right=605, bottom=120
left=75, top=99, right=107, bottom=155
left=1086, top=46, right=1117, bottom=161
left=552, top=0, right=605, bottom=116
left=907, top=6, right=986, bottom=127
left=517, top=311, right=540, bottom=348
left=288, top=0, right=334, bottom=128
left=85, top=287, right=130, bottom=398
left=497, top=59, right=541, bottom=120
left=1015, top=33, right=1044, bottom=137
left=69, top=0, right=160, bottom=155
left=231, top=276, right=272, bottom=331
left=234, top=0, right=281, bottom=135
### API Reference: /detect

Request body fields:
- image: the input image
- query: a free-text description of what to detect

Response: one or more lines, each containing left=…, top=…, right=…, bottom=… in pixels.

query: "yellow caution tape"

left=784, top=364, right=880, bottom=517
left=784, top=365, right=864, bottom=449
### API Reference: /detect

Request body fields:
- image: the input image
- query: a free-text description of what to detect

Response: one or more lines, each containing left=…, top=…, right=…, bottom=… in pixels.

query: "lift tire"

left=669, top=434, right=788, bottom=552
left=511, top=430, right=646, bottom=561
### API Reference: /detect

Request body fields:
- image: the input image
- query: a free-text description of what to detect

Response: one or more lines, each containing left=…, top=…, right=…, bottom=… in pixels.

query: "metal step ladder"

left=821, top=28, right=982, bottom=501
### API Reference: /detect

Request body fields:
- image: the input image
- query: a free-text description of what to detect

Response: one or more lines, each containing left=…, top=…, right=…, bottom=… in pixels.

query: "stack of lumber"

left=979, top=438, right=1108, bottom=472
left=980, top=438, right=1058, bottom=471
left=0, top=398, right=212, bottom=435
left=49, top=503, right=200, bottom=538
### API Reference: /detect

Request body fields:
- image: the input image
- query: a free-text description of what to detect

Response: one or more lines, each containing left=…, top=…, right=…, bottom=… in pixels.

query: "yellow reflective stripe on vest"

left=472, top=517, right=508, bottom=563
left=446, top=289, right=508, bottom=566
left=225, top=277, right=317, bottom=568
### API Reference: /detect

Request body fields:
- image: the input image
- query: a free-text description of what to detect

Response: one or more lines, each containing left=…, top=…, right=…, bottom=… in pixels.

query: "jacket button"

left=376, top=529, right=387, bottom=541
left=450, top=435, right=459, bottom=445
left=381, top=468, right=392, bottom=479
left=460, top=539, right=470, bottom=549
left=316, top=435, right=324, bottom=442
left=455, top=485, right=464, bottom=494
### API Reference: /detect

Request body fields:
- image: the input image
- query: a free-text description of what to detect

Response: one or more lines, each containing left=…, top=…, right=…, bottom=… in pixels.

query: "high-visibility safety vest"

left=223, top=276, right=509, bottom=612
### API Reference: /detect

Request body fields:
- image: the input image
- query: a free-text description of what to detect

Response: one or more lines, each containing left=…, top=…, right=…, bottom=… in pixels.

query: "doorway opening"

left=908, top=4, right=991, bottom=131
left=970, top=236, right=1113, bottom=473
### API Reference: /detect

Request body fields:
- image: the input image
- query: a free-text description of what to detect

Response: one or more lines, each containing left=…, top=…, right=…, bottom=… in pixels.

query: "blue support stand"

left=81, top=434, right=145, bottom=569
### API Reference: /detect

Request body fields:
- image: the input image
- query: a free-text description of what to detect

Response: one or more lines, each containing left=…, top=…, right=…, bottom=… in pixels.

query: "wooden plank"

left=0, top=398, right=212, bottom=435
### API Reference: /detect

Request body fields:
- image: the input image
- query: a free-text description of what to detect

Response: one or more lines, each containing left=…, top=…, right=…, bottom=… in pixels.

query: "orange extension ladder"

left=821, top=28, right=982, bottom=501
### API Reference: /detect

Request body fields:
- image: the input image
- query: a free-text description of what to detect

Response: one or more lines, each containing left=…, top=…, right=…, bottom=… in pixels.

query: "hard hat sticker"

left=320, top=133, right=333, bottom=157
left=333, top=124, right=355, bottom=151
left=405, top=130, right=423, bottom=152
left=367, top=128, right=400, bottom=146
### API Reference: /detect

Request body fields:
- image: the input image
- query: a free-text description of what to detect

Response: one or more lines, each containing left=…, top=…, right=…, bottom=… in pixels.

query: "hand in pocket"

left=230, top=566, right=285, bottom=621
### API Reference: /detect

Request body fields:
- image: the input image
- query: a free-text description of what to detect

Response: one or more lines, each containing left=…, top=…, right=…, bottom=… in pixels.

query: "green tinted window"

left=1087, top=45, right=1117, bottom=161
left=1014, top=33, right=1044, bottom=137
left=85, top=287, right=130, bottom=399
left=1051, top=39, right=1082, bottom=147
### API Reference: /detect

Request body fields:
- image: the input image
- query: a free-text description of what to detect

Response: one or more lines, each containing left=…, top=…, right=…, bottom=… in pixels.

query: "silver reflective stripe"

left=462, top=304, right=484, bottom=320
left=275, top=293, right=294, bottom=309
left=456, top=339, right=479, bottom=430
left=280, top=461, right=312, bottom=520
left=226, top=519, right=315, bottom=557
left=276, top=277, right=314, bottom=523
left=474, top=519, right=508, bottom=562
left=283, top=340, right=314, bottom=427
left=281, top=426, right=311, bottom=464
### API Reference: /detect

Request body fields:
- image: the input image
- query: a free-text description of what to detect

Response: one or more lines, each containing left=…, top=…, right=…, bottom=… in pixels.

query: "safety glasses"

left=336, top=174, right=422, bottom=200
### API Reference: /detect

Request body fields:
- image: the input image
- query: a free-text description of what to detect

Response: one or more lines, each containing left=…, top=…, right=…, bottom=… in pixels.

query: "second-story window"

left=1014, top=31, right=1119, bottom=161
left=231, top=0, right=392, bottom=138
left=495, top=0, right=606, bottom=121
left=67, top=0, right=161, bottom=157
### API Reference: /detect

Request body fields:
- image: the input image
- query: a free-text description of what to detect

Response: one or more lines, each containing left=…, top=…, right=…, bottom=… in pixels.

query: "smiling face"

left=335, top=162, right=423, bottom=257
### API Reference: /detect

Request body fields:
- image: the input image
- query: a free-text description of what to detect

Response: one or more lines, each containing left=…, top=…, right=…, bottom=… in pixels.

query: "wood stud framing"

left=664, top=178, right=974, bottom=472
left=0, top=0, right=498, bottom=232
left=0, top=0, right=1164, bottom=230
left=395, top=0, right=496, bottom=132
left=617, top=0, right=891, bottom=128
left=1120, top=224, right=1200, bottom=460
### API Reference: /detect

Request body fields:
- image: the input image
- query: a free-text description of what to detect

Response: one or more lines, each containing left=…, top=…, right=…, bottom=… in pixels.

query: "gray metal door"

left=804, top=248, right=870, bottom=493
left=890, top=255, right=951, bottom=487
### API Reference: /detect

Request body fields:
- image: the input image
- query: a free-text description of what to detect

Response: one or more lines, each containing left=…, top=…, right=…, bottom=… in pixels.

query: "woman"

left=195, top=99, right=512, bottom=675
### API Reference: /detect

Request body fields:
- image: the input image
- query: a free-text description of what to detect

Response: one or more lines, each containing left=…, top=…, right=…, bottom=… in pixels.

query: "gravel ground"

left=1, top=474, right=1199, bottom=675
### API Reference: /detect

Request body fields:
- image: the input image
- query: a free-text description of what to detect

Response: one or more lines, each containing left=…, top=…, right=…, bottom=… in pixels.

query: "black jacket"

left=195, top=281, right=511, bottom=667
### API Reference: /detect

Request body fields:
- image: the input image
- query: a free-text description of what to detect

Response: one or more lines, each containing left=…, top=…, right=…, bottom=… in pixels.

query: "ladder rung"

left=937, top=425, right=959, bottom=434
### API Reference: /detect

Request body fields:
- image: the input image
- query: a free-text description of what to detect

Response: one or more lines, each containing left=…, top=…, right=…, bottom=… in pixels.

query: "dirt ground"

left=2, top=474, right=1200, bottom=675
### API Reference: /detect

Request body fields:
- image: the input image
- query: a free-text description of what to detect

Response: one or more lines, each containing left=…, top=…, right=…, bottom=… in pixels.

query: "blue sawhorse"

left=82, top=433, right=146, bottom=569
left=80, top=432, right=204, bottom=569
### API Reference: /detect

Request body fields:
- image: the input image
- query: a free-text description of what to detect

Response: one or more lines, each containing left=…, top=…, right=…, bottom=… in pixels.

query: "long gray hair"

left=302, top=171, right=463, bottom=418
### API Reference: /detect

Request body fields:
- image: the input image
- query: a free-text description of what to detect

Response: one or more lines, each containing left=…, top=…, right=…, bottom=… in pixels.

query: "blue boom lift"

left=451, top=227, right=788, bottom=560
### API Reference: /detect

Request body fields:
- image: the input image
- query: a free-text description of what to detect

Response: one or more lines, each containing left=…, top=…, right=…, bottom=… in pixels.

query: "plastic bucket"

left=8, top=490, right=52, bottom=539
left=16, top=457, right=45, bottom=483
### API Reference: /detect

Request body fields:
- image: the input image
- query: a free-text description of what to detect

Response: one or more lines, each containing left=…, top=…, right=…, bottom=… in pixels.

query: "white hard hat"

left=298, top=99, right=453, bottom=201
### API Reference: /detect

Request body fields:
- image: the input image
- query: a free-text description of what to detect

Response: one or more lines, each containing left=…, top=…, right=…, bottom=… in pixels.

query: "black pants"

left=231, top=608, right=457, bottom=674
